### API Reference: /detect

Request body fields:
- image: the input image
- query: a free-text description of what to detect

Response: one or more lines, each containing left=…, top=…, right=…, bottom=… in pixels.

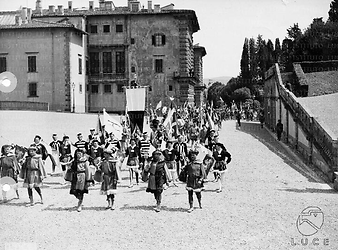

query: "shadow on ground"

left=279, top=188, right=337, bottom=194
left=119, top=204, right=187, bottom=212
left=237, top=122, right=327, bottom=185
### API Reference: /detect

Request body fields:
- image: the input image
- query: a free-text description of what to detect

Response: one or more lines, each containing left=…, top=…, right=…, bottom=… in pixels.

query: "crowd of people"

left=0, top=107, right=236, bottom=213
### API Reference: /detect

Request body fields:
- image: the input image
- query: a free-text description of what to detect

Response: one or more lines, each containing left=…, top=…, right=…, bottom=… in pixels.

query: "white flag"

left=102, top=108, right=123, bottom=140
left=155, top=100, right=162, bottom=110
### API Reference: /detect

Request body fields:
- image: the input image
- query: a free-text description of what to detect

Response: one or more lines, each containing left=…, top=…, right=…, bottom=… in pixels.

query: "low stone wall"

left=0, top=101, right=49, bottom=111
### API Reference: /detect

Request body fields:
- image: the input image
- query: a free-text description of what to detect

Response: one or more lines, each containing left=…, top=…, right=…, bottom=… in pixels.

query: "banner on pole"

left=126, top=87, right=146, bottom=111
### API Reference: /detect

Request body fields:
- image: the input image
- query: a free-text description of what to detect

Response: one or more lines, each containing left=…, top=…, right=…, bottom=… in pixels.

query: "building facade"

left=0, top=10, right=87, bottom=112
left=0, top=0, right=206, bottom=113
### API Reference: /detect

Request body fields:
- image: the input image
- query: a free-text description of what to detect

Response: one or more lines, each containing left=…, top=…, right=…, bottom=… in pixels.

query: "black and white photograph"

left=0, top=0, right=337, bottom=249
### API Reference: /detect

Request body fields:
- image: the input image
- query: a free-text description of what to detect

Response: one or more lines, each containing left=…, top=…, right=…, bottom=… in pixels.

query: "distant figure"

left=276, top=120, right=283, bottom=141
left=259, top=112, right=265, bottom=129
left=236, top=111, right=241, bottom=128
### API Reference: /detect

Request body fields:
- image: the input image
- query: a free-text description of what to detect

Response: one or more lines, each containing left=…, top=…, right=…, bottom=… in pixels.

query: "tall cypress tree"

left=328, top=0, right=338, bottom=22
left=266, top=39, right=274, bottom=70
left=274, top=38, right=282, bottom=63
left=240, top=38, right=251, bottom=81
left=249, top=37, right=258, bottom=84
left=256, top=35, right=267, bottom=82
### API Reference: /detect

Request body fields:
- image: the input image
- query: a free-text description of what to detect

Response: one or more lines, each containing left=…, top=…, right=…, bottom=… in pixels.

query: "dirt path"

left=0, top=120, right=337, bottom=250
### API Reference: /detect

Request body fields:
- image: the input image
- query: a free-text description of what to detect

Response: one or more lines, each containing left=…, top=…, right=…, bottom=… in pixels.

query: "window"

left=28, top=56, right=36, bottom=72
left=149, top=86, right=152, bottom=91
left=169, top=85, right=173, bottom=91
left=152, top=34, right=166, bottom=46
left=90, top=25, right=98, bottom=33
left=131, top=38, right=135, bottom=44
left=131, top=66, right=136, bottom=73
left=103, top=25, right=110, bottom=33
left=28, top=83, right=37, bottom=97
left=89, top=52, right=100, bottom=75
left=0, top=57, right=6, bottom=73
left=91, top=84, right=98, bottom=94
left=117, top=84, right=124, bottom=93
left=79, top=84, right=83, bottom=94
left=155, top=59, right=163, bottom=73
left=104, top=84, right=111, bottom=93
left=86, top=59, right=89, bottom=75
left=116, top=51, right=125, bottom=74
left=78, top=57, right=82, bottom=74
left=116, top=24, right=123, bottom=33
left=103, top=52, right=112, bottom=73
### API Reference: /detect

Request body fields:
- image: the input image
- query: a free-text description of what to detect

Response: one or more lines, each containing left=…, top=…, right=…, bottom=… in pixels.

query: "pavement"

left=0, top=120, right=337, bottom=250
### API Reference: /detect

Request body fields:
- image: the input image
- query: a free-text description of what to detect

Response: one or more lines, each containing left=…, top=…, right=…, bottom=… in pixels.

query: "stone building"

left=0, top=0, right=206, bottom=113
left=0, top=7, right=87, bottom=112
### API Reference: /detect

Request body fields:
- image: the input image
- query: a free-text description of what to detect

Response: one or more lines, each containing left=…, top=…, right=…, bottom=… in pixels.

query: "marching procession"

left=0, top=105, right=235, bottom=213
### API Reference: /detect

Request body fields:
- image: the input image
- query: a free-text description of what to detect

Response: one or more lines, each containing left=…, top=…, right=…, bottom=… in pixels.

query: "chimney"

left=148, top=1, right=152, bottom=12
left=99, top=0, right=105, bottom=9
left=128, top=0, right=132, bottom=10
left=49, top=5, right=55, bottom=13
left=21, top=7, right=28, bottom=23
left=35, top=0, right=42, bottom=11
left=27, top=8, right=32, bottom=22
left=105, top=1, right=112, bottom=10
left=89, top=1, right=94, bottom=11
left=154, top=4, right=160, bottom=13
left=68, top=1, right=73, bottom=11
left=58, top=5, right=64, bottom=14
left=15, top=15, right=22, bottom=25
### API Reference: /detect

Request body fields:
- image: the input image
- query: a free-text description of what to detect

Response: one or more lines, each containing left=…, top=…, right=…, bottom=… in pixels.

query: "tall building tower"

left=35, top=0, right=42, bottom=13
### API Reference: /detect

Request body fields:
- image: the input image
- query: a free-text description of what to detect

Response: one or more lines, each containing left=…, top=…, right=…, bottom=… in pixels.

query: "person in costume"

left=173, top=135, right=188, bottom=178
left=212, top=143, right=232, bottom=193
left=59, top=135, right=73, bottom=185
left=125, top=138, right=140, bottom=187
left=73, top=133, right=89, bottom=153
left=162, top=140, right=179, bottom=187
left=105, top=132, right=120, bottom=152
left=100, top=149, right=119, bottom=210
left=87, top=128, right=98, bottom=146
left=49, top=133, right=62, bottom=174
left=145, top=150, right=171, bottom=212
left=69, top=149, right=91, bottom=212
left=182, top=150, right=206, bottom=213
left=32, top=135, right=48, bottom=162
left=20, top=145, right=46, bottom=206
left=138, top=132, right=151, bottom=171
left=0, top=144, right=20, bottom=201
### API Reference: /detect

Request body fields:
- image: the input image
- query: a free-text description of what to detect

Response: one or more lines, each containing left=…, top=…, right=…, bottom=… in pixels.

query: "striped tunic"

left=74, top=140, right=89, bottom=152
left=139, top=139, right=151, bottom=158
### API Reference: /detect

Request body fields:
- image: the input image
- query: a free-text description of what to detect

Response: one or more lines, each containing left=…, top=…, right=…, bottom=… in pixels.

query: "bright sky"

left=1, top=0, right=333, bottom=78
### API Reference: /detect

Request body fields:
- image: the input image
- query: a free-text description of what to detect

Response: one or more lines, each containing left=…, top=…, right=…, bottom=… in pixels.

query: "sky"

left=0, top=0, right=334, bottom=78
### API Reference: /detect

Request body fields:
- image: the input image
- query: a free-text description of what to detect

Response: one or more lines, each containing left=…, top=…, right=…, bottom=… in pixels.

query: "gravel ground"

left=0, top=120, right=337, bottom=250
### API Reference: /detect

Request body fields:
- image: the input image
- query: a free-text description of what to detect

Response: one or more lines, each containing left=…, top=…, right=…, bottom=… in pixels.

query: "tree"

left=274, top=38, right=282, bottom=63
left=240, top=38, right=250, bottom=80
left=232, top=87, right=251, bottom=104
left=287, top=23, right=302, bottom=41
left=266, top=39, right=275, bottom=70
left=249, top=37, right=258, bottom=84
left=207, top=82, right=226, bottom=108
left=256, top=35, right=268, bottom=82
left=328, top=0, right=338, bottom=22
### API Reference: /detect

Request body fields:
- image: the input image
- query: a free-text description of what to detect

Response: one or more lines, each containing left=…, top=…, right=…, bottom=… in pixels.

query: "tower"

left=36, top=0, right=42, bottom=13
